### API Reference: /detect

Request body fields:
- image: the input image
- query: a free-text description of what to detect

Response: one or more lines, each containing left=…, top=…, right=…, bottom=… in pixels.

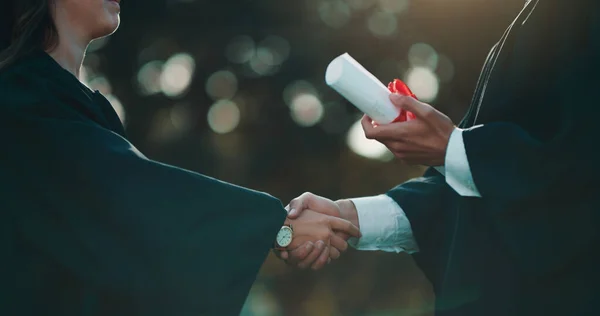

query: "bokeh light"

left=367, top=11, right=398, bottom=37
left=318, top=0, right=352, bottom=29
left=205, top=70, right=238, bottom=101
left=405, top=67, right=440, bottom=102
left=249, top=54, right=277, bottom=76
left=408, top=43, right=439, bottom=70
left=290, top=93, right=324, bottom=127
left=436, top=54, right=455, bottom=83
left=225, top=36, right=256, bottom=64
left=257, top=36, right=291, bottom=66
left=160, top=53, right=196, bottom=98
left=137, top=60, right=164, bottom=96
left=242, top=284, right=282, bottom=316
left=207, top=100, right=241, bottom=134
left=346, top=119, right=391, bottom=160
left=283, top=80, right=318, bottom=107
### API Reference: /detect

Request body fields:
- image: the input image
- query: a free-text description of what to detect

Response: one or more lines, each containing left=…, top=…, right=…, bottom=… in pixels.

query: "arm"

left=283, top=169, right=453, bottom=284
left=2, top=113, right=287, bottom=315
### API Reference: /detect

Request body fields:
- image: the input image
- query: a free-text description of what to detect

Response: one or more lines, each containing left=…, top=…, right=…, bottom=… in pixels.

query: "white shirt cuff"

left=444, top=128, right=481, bottom=197
left=348, top=195, right=419, bottom=254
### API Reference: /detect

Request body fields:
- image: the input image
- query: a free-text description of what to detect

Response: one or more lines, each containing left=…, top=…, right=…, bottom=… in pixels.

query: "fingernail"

left=284, top=205, right=290, bottom=212
left=316, top=241, right=325, bottom=249
left=289, top=209, right=296, bottom=216
left=390, top=93, right=403, bottom=103
left=306, top=242, right=313, bottom=250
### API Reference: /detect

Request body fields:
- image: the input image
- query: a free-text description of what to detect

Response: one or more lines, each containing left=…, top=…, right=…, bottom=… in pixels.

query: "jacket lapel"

left=464, top=0, right=540, bottom=126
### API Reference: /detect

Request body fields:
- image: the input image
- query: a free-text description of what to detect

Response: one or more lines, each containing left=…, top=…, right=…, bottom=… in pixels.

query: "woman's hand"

left=274, top=193, right=360, bottom=270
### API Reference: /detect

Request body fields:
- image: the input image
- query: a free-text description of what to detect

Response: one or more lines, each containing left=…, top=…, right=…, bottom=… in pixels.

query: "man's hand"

left=274, top=193, right=360, bottom=270
left=362, top=94, right=455, bottom=166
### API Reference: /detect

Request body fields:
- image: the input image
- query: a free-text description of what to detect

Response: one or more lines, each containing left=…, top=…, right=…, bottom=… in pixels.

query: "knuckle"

left=295, top=249, right=308, bottom=259
left=424, top=108, right=436, bottom=118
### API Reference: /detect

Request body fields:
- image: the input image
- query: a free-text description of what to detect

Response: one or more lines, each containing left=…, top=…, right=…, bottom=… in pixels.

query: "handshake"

left=273, top=193, right=361, bottom=271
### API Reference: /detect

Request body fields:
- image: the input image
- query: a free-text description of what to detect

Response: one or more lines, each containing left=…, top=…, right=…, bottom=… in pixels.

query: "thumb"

left=287, top=195, right=307, bottom=218
left=390, top=94, right=434, bottom=119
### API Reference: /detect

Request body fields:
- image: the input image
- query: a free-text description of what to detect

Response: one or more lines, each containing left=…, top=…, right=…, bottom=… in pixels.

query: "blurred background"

left=88, top=0, right=527, bottom=314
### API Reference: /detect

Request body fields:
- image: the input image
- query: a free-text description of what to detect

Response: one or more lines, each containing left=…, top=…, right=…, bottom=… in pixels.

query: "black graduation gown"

left=387, top=1, right=600, bottom=315
left=0, top=51, right=286, bottom=316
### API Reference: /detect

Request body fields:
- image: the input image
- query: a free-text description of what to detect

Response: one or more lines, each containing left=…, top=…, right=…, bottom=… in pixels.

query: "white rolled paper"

left=325, top=53, right=400, bottom=124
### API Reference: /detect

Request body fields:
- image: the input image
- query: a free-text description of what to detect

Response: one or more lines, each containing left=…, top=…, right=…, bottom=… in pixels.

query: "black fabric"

left=0, top=51, right=287, bottom=316
left=388, top=1, right=600, bottom=315
left=0, top=1, right=13, bottom=51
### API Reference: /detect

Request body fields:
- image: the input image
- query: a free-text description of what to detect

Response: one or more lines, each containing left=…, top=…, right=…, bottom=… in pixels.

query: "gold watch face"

left=276, top=226, right=293, bottom=248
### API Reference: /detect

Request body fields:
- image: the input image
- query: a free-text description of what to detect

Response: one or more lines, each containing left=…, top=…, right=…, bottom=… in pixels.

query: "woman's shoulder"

left=0, top=56, right=86, bottom=121
left=0, top=59, right=50, bottom=112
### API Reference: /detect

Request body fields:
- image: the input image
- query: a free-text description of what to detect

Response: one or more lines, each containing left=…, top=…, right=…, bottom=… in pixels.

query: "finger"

left=362, top=115, right=410, bottom=141
left=289, top=192, right=339, bottom=218
left=297, top=240, right=325, bottom=269
left=311, top=245, right=330, bottom=270
left=329, top=217, right=361, bottom=238
left=390, top=94, right=435, bottom=119
left=335, top=231, right=350, bottom=240
left=329, top=247, right=341, bottom=260
left=287, top=192, right=314, bottom=218
left=361, top=115, right=377, bottom=139
left=286, top=242, right=313, bottom=264
left=383, top=140, right=405, bottom=152
left=330, top=234, right=349, bottom=252
left=273, top=249, right=289, bottom=261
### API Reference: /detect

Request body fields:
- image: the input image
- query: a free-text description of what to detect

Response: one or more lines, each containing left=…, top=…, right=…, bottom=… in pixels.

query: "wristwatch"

left=274, top=224, right=294, bottom=250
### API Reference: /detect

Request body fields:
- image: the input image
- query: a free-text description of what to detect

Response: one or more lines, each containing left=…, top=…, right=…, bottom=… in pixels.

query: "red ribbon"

left=388, top=79, right=417, bottom=122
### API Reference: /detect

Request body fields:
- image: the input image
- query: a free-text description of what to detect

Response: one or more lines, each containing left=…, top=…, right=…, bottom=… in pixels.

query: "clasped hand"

left=275, top=193, right=359, bottom=270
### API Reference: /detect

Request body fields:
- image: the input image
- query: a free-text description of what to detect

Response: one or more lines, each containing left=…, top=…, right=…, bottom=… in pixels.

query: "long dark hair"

left=0, top=0, right=58, bottom=70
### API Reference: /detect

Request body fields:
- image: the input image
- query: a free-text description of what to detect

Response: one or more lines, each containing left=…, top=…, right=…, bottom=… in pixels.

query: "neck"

left=47, top=42, right=87, bottom=78
left=46, top=8, right=90, bottom=79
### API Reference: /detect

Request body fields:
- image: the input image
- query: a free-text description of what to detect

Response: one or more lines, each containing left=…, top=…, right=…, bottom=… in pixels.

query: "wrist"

left=335, top=199, right=359, bottom=230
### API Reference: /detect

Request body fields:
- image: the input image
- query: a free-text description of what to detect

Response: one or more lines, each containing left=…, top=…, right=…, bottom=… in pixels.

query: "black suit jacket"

left=388, top=1, right=600, bottom=315
left=0, top=52, right=286, bottom=315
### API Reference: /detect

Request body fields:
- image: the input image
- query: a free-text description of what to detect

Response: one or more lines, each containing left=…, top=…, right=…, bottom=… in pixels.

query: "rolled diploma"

left=326, top=53, right=400, bottom=124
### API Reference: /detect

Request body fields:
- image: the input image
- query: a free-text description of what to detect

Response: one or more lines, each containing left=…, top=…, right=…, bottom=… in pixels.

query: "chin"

left=92, top=18, right=121, bottom=40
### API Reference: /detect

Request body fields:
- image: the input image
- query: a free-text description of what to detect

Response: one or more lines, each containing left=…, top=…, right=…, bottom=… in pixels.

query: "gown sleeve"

left=0, top=110, right=286, bottom=315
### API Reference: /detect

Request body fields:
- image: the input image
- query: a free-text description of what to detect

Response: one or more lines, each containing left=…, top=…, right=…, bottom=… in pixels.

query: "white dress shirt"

left=348, top=127, right=481, bottom=252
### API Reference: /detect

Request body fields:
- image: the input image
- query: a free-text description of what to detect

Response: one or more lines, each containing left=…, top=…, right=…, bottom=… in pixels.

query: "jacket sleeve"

left=386, top=168, right=457, bottom=290
left=1, top=113, right=286, bottom=315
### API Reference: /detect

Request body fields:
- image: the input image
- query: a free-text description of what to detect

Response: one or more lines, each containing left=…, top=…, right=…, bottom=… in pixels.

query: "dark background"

left=88, top=0, right=526, bottom=314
